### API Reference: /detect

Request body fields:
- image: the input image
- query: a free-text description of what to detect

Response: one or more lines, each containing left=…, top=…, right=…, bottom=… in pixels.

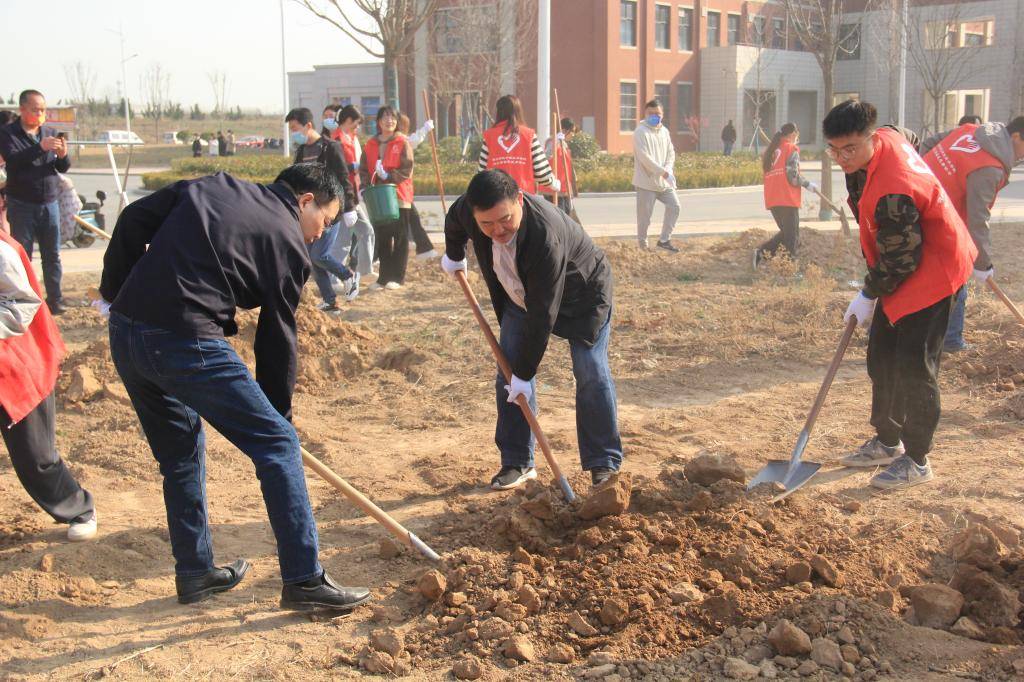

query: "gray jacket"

left=921, top=122, right=1020, bottom=269
left=0, top=239, right=42, bottom=339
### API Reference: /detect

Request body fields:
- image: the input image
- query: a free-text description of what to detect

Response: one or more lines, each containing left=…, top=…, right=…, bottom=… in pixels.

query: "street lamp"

left=107, top=24, right=137, bottom=138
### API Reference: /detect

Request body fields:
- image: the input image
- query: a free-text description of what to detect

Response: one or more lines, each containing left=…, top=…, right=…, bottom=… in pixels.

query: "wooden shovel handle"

left=421, top=89, right=447, bottom=214
left=802, top=317, right=858, bottom=434
left=987, top=278, right=1024, bottom=326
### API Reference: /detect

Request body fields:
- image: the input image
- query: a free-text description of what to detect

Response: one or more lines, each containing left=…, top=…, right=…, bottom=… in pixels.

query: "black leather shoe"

left=280, top=571, right=372, bottom=611
left=47, top=301, right=67, bottom=316
left=175, top=559, right=250, bottom=604
left=591, top=467, right=617, bottom=486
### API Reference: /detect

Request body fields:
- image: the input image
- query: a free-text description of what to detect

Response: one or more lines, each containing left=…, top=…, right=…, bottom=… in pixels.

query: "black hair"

left=644, top=99, right=662, bottom=111
left=822, top=100, right=878, bottom=139
left=323, top=104, right=339, bottom=114
left=560, top=117, right=576, bottom=133
left=0, top=110, right=15, bottom=126
left=958, top=115, right=982, bottom=126
left=274, top=162, right=345, bottom=208
left=466, top=169, right=520, bottom=211
left=763, top=122, right=798, bottom=172
left=19, top=89, right=43, bottom=105
left=1005, top=116, right=1024, bottom=136
left=285, top=107, right=314, bottom=127
left=338, top=104, right=362, bottom=124
left=376, top=105, right=397, bottom=124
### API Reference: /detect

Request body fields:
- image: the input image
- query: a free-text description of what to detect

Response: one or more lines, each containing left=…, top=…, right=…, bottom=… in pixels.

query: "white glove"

left=844, top=291, right=876, bottom=327
left=807, top=181, right=821, bottom=194
left=421, top=119, right=434, bottom=132
left=342, top=210, right=358, bottom=228
left=91, top=298, right=112, bottom=319
left=973, top=267, right=993, bottom=284
left=667, top=174, right=676, bottom=188
left=374, top=160, right=389, bottom=180
left=440, top=254, right=467, bottom=277
left=556, top=132, right=566, bottom=141
left=504, top=374, right=533, bottom=404
left=550, top=178, right=562, bottom=193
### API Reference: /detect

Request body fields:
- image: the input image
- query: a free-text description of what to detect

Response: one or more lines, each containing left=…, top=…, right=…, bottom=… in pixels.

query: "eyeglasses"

left=825, top=137, right=869, bottom=161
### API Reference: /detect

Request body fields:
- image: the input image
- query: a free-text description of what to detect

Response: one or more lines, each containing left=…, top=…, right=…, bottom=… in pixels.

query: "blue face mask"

left=323, top=117, right=338, bottom=131
left=646, top=114, right=662, bottom=127
left=290, top=130, right=308, bottom=145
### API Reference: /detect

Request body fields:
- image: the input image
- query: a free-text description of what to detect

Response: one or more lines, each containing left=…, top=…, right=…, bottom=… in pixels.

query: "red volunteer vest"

left=541, top=139, right=574, bottom=196
left=484, top=124, right=537, bottom=193
left=859, top=128, right=977, bottom=323
left=0, top=231, right=65, bottom=424
left=363, top=133, right=413, bottom=204
left=763, top=140, right=802, bottom=208
left=922, top=123, right=1007, bottom=223
left=336, top=130, right=360, bottom=194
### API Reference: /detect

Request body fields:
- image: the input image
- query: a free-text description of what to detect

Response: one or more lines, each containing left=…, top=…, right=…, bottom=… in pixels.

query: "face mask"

left=322, top=118, right=338, bottom=131
left=290, top=130, right=308, bottom=145
left=646, top=114, right=662, bottom=127
left=23, top=113, right=45, bottom=127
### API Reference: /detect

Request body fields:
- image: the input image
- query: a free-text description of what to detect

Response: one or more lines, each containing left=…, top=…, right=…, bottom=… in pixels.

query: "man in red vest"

left=825, top=100, right=976, bottom=490
left=920, top=117, right=1024, bottom=352
left=0, top=231, right=96, bottom=540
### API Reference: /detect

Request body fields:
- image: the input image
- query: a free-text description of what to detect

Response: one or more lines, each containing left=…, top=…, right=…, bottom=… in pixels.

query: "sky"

left=0, top=0, right=381, bottom=113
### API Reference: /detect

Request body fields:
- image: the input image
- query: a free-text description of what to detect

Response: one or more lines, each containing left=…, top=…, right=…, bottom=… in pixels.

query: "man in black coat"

left=442, top=169, right=623, bottom=490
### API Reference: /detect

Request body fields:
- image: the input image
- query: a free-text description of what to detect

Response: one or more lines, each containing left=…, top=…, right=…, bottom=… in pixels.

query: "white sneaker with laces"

left=68, top=513, right=97, bottom=542
left=384, top=281, right=402, bottom=290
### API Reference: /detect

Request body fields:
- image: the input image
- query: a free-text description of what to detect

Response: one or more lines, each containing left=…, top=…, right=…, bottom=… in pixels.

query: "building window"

left=727, top=14, right=740, bottom=46
left=655, top=4, right=671, bottom=49
left=676, top=82, right=694, bottom=133
left=707, top=11, right=720, bottom=47
left=620, top=1, right=638, bottom=47
left=654, top=83, right=671, bottom=126
left=838, top=23, right=861, bottom=60
left=361, top=96, right=381, bottom=135
left=771, top=17, right=785, bottom=49
left=619, top=82, right=637, bottom=132
left=751, top=16, right=766, bottom=46
left=678, top=7, right=693, bottom=51
left=927, top=18, right=995, bottom=48
left=832, top=92, right=860, bottom=106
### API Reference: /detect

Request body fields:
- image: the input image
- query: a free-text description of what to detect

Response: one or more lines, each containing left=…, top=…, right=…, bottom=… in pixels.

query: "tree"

left=296, top=0, right=439, bottom=110
left=190, top=103, right=206, bottom=121
left=781, top=0, right=874, bottom=218
left=903, top=0, right=988, bottom=136
left=140, top=63, right=173, bottom=138
left=63, top=61, right=98, bottom=138
left=743, top=17, right=779, bottom=154
left=208, top=70, right=229, bottom=120
left=425, top=0, right=537, bottom=141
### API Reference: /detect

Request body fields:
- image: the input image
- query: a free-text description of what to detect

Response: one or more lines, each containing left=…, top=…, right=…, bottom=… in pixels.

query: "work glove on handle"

left=374, top=160, right=389, bottom=181
left=844, top=291, right=876, bottom=328
left=342, top=210, right=358, bottom=228
left=91, top=298, right=112, bottom=319
left=505, top=374, right=533, bottom=404
left=421, top=119, right=434, bottom=133
left=556, top=132, right=566, bottom=141
left=440, top=254, right=467, bottom=278
left=549, top=178, right=562, bottom=193
left=973, top=267, right=994, bottom=285
left=807, top=181, right=821, bottom=194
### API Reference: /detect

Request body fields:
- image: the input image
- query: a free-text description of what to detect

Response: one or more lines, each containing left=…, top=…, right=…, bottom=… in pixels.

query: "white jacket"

left=633, top=122, right=676, bottom=192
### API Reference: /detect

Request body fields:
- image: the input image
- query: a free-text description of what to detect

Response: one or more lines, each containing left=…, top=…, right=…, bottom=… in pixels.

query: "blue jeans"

left=7, top=198, right=62, bottom=306
left=108, top=312, right=321, bottom=583
left=944, top=286, right=968, bottom=350
left=307, top=221, right=353, bottom=304
left=495, top=305, right=623, bottom=471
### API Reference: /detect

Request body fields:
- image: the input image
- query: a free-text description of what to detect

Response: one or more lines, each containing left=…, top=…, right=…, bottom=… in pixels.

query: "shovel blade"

left=747, top=460, right=822, bottom=496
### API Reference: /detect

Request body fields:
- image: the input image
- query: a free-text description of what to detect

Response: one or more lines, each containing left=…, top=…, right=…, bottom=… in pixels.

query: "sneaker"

left=416, top=249, right=439, bottom=261
left=345, top=272, right=361, bottom=301
left=943, top=341, right=971, bottom=354
left=870, top=455, right=934, bottom=490
left=384, top=281, right=402, bottom=290
left=176, top=558, right=250, bottom=604
left=752, top=248, right=762, bottom=271
left=490, top=465, right=538, bottom=491
left=280, top=571, right=371, bottom=612
left=368, top=282, right=384, bottom=291
left=67, top=512, right=97, bottom=542
left=656, top=240, right=680, bottom=253
left=840, top=437, right=905, bottom=468
left=637, top=239, right=649, bottom=251
left=591, top=467, right=616, bottom=486
left=317, top=301, right=341, bottom=313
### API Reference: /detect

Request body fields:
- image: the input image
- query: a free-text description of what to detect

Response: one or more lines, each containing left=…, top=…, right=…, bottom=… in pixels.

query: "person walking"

left=633, top=99, right=680, bottom=253
left=721, top=120, right=737, bottom=156
left=753, top=122, right=818, bottom=268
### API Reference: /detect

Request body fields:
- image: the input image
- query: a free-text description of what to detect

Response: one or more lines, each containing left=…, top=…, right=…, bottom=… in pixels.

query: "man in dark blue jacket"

left=0, top=90, right=70, bottom=314
left=98, top=164, right=371, bottom=612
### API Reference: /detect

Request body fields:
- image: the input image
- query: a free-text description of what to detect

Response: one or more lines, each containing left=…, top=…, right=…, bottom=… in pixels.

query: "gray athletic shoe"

left=840, top=437, right=905, bottom=468
left=870, top=455, right=934, bottom=490
left=490, top=465, right=537, bottom=491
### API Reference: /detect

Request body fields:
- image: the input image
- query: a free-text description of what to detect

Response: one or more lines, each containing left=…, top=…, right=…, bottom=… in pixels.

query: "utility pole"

left=897, top=0, right=908, bottom=127
left=537, top=0, right=551, bottom=144
left=107, top=23, right=136, bottom=137
left=280, top=0, right=290, bottom=157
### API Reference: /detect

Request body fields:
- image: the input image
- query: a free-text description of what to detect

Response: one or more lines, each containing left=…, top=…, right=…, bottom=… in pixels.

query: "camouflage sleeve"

left=844, top=170, right=867, bottom=221
left=862, top=194, right=923, bottom=299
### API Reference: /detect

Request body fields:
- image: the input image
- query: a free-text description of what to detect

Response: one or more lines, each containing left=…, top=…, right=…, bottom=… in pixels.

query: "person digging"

left=441, top=169, right=623, bottom=490
left=826, top=100, right=976, bottom=489
left=95, top=163, right=371, bottom=610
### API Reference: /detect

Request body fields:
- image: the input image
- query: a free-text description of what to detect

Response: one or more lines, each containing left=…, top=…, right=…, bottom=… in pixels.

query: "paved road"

left=57, top=166, right=1024, bottom=275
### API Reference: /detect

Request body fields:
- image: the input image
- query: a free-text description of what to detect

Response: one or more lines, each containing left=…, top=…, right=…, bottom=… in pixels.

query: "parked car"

left=235, top=135, right=264, bottom=149
left=162, top=131, right=183, bottom=145
left=97, top=130, right=144, bottom=144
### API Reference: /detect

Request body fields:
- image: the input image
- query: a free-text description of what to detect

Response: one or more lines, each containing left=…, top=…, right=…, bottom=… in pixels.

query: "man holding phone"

left=0, top=90, right=70, bottom=315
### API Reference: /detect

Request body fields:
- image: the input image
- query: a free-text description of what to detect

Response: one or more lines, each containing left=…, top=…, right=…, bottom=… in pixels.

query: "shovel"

left=808, top=185, right=851, bottom=238
left=986, top=278, right=1024, bottom=327
left=748, top=317, right=858, bottom=499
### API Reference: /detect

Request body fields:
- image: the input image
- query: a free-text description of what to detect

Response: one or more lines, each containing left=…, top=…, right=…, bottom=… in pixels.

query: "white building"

left=287, top=63, right=385, bottom=133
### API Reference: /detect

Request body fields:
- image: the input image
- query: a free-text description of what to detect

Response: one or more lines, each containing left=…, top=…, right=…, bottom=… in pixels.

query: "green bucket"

left=363, top=183, right=400, bottom=224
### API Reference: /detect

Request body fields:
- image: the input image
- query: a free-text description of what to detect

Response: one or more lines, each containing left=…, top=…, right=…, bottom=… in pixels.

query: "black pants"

left=376, top=208, right=411, bottom=285
left=867, top=291, right=957, bottom=465
left=407, top=204, right=434, bottom=255
left=1, top=392, right=93, bottom=523
left=759, top=206, right=800, bottom=258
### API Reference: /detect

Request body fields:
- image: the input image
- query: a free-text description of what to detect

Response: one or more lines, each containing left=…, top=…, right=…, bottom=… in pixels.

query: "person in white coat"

left=632, top=99, right=680, bottom=253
